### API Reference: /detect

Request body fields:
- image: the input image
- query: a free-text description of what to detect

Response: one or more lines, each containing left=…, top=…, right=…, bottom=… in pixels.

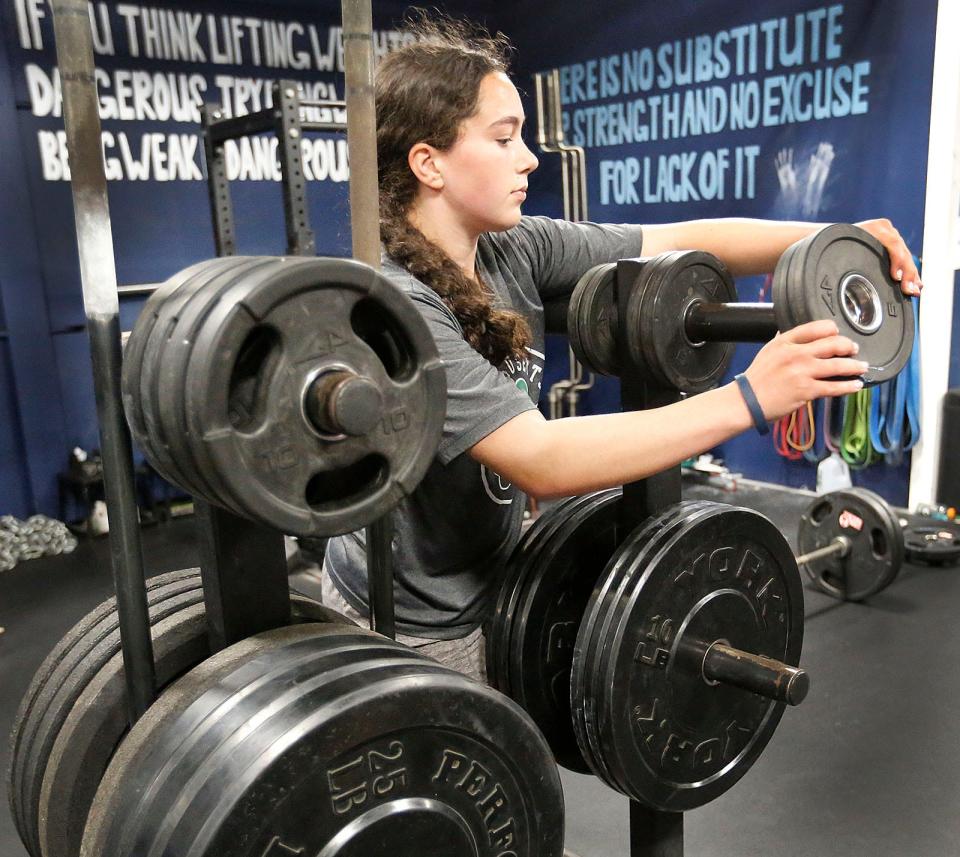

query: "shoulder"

left=379, top=258, right=461, bottom=330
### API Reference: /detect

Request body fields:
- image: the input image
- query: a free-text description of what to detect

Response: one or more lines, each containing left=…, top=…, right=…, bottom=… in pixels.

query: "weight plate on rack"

left=82, top=624, right=565, bottom=857
left=625, top=251, right=737, bottom=393
left=592, top=504, right=802, bottom=810
left=183, top=257, right=446, bottom=536
left=772, top=224, right=913, bottom=386
left=567, top=263, right=620, bottom=376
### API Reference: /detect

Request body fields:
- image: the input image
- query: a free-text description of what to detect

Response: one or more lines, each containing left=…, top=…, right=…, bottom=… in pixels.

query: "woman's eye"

left=497, top=138, right=512, bottom=145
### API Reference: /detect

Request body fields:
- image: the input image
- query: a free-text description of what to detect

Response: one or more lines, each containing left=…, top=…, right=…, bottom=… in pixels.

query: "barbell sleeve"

left=794, top=536, right=851, bottom=568
left=683, top=301, right=779, bottom=343
left=701, top=641, right=809, bottom=705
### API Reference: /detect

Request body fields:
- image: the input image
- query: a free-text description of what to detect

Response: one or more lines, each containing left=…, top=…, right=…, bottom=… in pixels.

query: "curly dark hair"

left=376, top=12, right=532, bottom=365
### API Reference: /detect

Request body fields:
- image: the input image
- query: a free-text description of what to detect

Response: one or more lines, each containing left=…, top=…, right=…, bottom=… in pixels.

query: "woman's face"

left=430, top=72, right=539, bottom=234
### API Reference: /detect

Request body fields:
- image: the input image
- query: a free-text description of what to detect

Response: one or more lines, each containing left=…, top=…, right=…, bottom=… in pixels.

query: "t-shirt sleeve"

left=506, top=216, right=645, bottom=300
left=409, top=293, right=538, bottom=465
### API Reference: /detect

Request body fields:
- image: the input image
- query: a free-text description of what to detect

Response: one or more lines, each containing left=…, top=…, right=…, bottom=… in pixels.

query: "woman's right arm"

left=469, top=320, right=866, bottom=499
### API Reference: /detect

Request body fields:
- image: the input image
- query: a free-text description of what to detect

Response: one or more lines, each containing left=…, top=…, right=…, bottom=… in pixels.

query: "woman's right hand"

left=741, top=320, right=869, bottom=421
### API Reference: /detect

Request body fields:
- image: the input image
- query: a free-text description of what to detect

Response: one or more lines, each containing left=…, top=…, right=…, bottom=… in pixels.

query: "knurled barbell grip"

left=794, top=536, right=851, bottom=567
left=683, top=301, right=779, bottom=344
left=701, top=640, right=809, bottom=706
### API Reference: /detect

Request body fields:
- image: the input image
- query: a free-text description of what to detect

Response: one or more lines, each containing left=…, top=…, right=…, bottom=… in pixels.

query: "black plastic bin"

left=936, top=389, right=960, bottom=508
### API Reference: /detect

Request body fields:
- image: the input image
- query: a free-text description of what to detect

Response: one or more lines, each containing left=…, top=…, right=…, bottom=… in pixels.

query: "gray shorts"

left=319, top=570, right=488, bottom=684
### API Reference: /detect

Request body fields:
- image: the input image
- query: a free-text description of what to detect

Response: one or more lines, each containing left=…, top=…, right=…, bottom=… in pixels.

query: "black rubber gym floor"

left=1, top=481, right=958, bottom=857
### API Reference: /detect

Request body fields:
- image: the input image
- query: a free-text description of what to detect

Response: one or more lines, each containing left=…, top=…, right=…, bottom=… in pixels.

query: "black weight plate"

left=572, top=501, right=716, bottom=787
left=7, top=569, right=201, bottom=857
left=508, top=491, right=621, bottom=771
left=904, top=522, right=960, bottom=565
left=185, top=257, right=446, bottom=537
left=599, top=505, right=802, bottom=810
left=771, top=240, right=802, bottom=332
left=156, top=258, right=280, bottom=509
left=122, top=260, right=243, bottom=486
left=781, top=224, right=913, bottom=385
left=850, top=487, right=905, bottom=589
left=485, top=497, right=577, bottom=696
left=136, top=257, right=258, bottom=492
left=627, top=251, right=738, bottom=393
left=798, top=488, right=903, bottom=600
left=486, top=494, right=588, bottom=697
left=505, top=492, right=618, bottom=703
left=38, top=593, right=344, bottom=857
left=579, top=503, right=719, bottom=792
left=567, top=263, right=620, bottom=376
left=83, top=624, right=565, bottom=857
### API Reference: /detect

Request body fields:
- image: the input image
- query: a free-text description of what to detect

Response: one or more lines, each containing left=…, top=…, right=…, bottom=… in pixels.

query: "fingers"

left=807, top=334, right=859, bottom=359
left=811, top=357, right=870, bottom=379
left=816, top=377, right=866, bottom=399
left=856, top=217, right=923, bottom=296
left=780, top=319, right=840, bottom=344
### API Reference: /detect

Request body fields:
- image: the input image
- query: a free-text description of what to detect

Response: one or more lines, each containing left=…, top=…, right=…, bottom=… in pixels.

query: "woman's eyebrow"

left=488, top=116, right=525, bottom=130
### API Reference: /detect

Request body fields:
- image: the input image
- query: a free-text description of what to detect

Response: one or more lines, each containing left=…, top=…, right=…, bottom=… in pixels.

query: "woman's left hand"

left=855, top=218, right=922, bottom=297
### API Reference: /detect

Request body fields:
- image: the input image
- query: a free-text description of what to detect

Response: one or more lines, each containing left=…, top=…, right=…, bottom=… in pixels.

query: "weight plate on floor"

left=903, top=522, right=960, bottom=565
left=184, top=257, right=446, bottom=537
left=798, top=488, right=904, bottom=600
left=594, top=504, right=802, bottom=810
left=567, top=263, right=620, bottom=376
left=772, top=224, right=913, bottom=386
left=625, top=251, right=737, bottom=393
left=82, top=624, right=565, bottom=857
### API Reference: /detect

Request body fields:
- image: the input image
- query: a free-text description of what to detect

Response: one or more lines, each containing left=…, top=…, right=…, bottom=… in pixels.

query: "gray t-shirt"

left=324, top=216, right=644, bottom=639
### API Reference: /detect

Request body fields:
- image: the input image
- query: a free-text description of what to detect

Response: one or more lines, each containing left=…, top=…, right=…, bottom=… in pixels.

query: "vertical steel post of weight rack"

left=615, top=258, right=685, bottom=857
left=49, top=0, right=156, bottom=721
left=341, top=0, right=396, bottom=639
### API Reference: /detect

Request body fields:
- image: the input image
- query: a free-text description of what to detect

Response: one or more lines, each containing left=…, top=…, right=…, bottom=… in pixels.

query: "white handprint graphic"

left=773, top=141, right=836, bottom=219
left=802, top=142, right=835, bottom=218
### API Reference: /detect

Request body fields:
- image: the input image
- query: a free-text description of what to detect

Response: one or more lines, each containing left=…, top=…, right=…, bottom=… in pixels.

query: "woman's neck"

left=408, top=203, right=480, bottom=281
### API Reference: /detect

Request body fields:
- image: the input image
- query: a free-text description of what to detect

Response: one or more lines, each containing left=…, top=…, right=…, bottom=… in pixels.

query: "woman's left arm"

left=640, top=217, right=922, bottom=296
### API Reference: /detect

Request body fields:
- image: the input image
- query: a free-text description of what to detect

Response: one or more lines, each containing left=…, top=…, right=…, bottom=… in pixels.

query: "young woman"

left=320, top=16, right=922, bottom=681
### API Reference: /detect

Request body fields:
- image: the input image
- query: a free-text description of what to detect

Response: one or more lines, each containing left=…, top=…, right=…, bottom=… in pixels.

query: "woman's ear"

left=408, top=142, right=444, bottom=191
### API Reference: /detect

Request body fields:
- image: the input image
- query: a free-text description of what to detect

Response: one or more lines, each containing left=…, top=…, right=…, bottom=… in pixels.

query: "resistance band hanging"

left=802, top=397, right=831, bottom=464
left=840, top=388, right=881, bottom=469
left=869, top=297, right=921, bottom=464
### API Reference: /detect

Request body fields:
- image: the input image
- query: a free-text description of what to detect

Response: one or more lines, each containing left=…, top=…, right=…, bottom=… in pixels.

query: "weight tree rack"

left=49, top=1, right=779, bottom=852
left=614, top=258, right=689, bottom=856
left=198, top=66, right=399, bottom=643
left=49, top=0, right=396, bottom=747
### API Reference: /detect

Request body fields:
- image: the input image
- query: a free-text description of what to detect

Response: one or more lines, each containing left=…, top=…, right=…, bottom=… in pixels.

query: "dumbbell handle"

left=794, top=536, right=851, bottom=567
left=702, top=641, right=810, bottom=706
left=684, top=301, right=778, bottom=343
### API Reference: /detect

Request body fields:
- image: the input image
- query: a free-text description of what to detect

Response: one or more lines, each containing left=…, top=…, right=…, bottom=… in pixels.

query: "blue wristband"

left=734, top=373, right=769, bottom=436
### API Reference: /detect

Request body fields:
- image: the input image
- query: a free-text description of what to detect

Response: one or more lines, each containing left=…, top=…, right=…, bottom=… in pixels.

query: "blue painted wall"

left=510, top=0, right=939, bottom=506
left=0, top=0, right=951, bottom=516
left=0, top=0, right=493, bottom=517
